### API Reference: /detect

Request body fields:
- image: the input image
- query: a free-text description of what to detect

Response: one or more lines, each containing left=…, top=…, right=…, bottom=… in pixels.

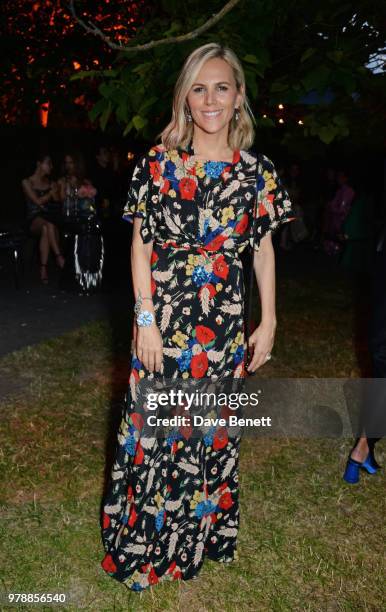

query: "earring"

left=234, top=108, right=240, bottom=121
left=186, top=110, right=192, bottom=122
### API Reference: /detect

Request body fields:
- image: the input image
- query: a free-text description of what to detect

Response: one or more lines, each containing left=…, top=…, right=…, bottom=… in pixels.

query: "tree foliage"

left=71, top=0, right=385, bottom=149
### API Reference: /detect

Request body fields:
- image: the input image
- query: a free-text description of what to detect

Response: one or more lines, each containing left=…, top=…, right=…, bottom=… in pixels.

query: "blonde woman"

left=101, top=42, right=293, bottom=591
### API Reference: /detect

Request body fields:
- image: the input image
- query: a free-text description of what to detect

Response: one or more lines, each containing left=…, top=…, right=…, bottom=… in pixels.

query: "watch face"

left=137, top=310, right=154, bottom=327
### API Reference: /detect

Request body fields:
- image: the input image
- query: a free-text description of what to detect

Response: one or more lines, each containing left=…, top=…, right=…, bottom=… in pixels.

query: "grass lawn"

left=0, top=269, right=385, bottom=611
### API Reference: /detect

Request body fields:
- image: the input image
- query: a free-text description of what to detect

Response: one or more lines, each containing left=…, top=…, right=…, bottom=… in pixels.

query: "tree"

left=70, top=0, right=386, bottom=150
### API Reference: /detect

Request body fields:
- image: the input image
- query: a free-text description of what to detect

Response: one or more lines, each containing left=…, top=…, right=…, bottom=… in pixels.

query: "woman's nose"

left=204, top=88, right=216, bottom=105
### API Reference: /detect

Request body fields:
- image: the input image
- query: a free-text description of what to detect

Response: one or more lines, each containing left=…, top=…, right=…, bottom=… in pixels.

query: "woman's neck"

left=191, top=129, right=234, bottom=162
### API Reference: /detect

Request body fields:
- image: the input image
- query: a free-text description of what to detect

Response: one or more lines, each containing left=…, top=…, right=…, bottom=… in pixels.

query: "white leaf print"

left=206, top=349, right=224, bottom=363
left=199, top=286, right=210, bottom=315
left=124, top=544, right=147, bottom=555
left=164, top=208, right=182, bottom=234
left=143, top=505, right=157, bottom=515
left=231, top=292, right=241, bottom=302
left=160, top=304, right=173, bottom=333
left=167, top=532, right=179, bottom=559
left=218, top=528, right=238, bottom=538
left=219, top=303, right=242, bottom=315
left=111, top=470, right=124, bottom=481
left=241, top=149, right=258, bottom=166
left=177, top=460, right=199, bottom=475
left=163, top=347, right=182, bottom=358
left=222, top=457, right=236, bottom=480
left=219, top=179, right=240, bottom=201
left=169, top=278, right=178, bottom=288
left=141, top=437, right=156, bottom=449
left=165, top=499, right=182, bottom=511
left=145, top=467, right=155, bottom=493
left=152, top=269, right=174, bottom=282
left=137, top=183, right=148, bottom=204
left=104, top=503, right=122, bottom=514
left=193, top=541, right=204, bottom=566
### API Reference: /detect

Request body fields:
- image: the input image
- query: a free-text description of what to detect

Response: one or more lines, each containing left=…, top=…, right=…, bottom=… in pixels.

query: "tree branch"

left=68, top=0, right=241, bottom=53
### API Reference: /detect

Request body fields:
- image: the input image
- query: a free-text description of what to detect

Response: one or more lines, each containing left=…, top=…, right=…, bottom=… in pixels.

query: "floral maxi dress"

left=100, top=141, right=292, bottom=591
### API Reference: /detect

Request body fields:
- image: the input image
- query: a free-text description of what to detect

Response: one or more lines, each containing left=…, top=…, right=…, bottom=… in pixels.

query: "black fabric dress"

left=100, top=142, right=293, bottom=591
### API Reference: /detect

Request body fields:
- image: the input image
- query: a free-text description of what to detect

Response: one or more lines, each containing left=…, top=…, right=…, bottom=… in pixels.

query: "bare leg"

left=350, top=436, right=369, bottom=463
left=46, top=222, right=65, bottom=268
left=30, top=217, right=49, bottom=281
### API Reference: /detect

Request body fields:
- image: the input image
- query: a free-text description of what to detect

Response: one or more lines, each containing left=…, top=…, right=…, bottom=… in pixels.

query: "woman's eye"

left=218, top=85, right=228, bottom=91
left=193, top=87, right=204, bottom=93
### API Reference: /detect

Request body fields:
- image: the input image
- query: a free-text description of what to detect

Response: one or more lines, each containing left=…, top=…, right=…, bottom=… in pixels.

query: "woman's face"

left=38, top=156, right=52, bottom=176
left=186, top=58, right=243, bottom=137
left=64, top=155, right=75, bottom=175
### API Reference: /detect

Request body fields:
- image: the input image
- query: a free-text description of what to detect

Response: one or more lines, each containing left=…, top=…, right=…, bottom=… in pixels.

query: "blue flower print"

left=234, top=345, right=244, bottom=366
left=177, top=349, right=192, bottom=372
left=195, top=499, right=216, bottom=518
left=192, top=265, right=211, bottom=287
left=155, top=509, right=165, bottom=531
left=204, top=161, right=228, bottom=179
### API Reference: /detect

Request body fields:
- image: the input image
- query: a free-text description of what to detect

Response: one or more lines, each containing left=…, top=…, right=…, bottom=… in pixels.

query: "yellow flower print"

left=221, top=206, right=235, bottom=226
left=190, top=489, right=204, bottom=509
left=149, top=149, right=156, bottom=157
left=169, top=150, right=179, bottom=163
left=168, top=189, right=177, bottom=198
left=172, top=330, right=188, bottom=348
left=265, top=178, right=277, bottom=191
left=263, top=170, right=272, bottom=181
left=196, top=162, right=205, bottom=178
left=182, top=371, right=189, bottom=379
left=188, top=254, right=201, bottom=266
left=154, top=491, right=164, bottom=509
left=216, top=283, right=223, bottom=291
left=137, top=201, right=146, bottom=214
left=186, top=264, right=194, bottom=276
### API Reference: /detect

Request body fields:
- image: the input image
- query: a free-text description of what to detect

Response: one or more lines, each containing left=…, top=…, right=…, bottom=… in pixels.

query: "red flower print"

left=199, top=283, right=216, bottom=299
left=141, top=563, right=150, bottom=572
left=172, top=441, right=178, bottom=453
left=258, top=202, right=268, bottom=216
left=205, top=234, right=226, bottom=252
left=128, top=505, right=137, bottom=527
left=219, top=482, right=228, bottom=492
left=149, top=160, right=161, bottom=182
left=101, top=553, right=117, bottom=574
left=211, top=512, right=217, bottom=523
left=102, top=512, right=110, bottom=529
left=173, top=570, right=182, bottom=580
left=235, top=213, right=249, bottom=234
left=134, top=440, right=144, bottom=464
left=179, top=177, right=197, bottom=200
left=151, top=277, right=156, bottom=296
left=213, top=427, right=228, bottom=449
left=196, top=325, right=215, bottom=345
left=218, top=491, right=233, bottom=510
left=127, top=485, right=133, bottom=500
left=131, top=413, right=144, bottom=431
left=167, top=561, right=177, bottom=573
left=160, top=178, right=170, bottom=194
left=180, top=423, right=193, bottom=440
left=148, top=567, right=159, bottom=585
left=213, top=255, right=229, bottom=280
left=150, top=251, right=158, bottom=265
left=191, top=352, right=209, bottom=378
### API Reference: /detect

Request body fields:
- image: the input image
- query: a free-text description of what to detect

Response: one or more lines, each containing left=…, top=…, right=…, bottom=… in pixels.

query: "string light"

left=298, top=119, right=304, bottom=125
left=278, top=118, right=284, bottom=124
left=278, top=104, right=284, bottom=109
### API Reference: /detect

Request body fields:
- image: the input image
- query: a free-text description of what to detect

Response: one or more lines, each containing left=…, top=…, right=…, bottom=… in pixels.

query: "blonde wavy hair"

left=159, top=42, right=255, bottom=151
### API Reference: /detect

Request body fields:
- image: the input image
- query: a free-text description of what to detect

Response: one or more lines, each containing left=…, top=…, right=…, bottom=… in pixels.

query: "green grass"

left=0, top=273, right=385, bottom=611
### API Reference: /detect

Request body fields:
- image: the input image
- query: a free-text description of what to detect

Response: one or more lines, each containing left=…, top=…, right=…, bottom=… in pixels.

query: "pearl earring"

left=234, top=108, right=240, bottom=121
left=186, top=110, right=192, bottom=122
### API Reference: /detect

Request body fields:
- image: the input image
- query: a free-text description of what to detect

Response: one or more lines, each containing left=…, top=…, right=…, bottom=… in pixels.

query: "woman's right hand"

left=135, top=322, right=163, bottom=373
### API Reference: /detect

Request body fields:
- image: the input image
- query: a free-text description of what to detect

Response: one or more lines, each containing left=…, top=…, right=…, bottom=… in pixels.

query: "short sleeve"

left=251, top=154, right=294, bottom=251
left=122, top=150, right=157, bottom=244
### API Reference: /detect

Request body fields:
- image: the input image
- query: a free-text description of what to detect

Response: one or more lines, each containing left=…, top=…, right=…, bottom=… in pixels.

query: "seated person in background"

left=57, top=151, right=96, bottom=216
left=21, top=153, right=65, bottom=284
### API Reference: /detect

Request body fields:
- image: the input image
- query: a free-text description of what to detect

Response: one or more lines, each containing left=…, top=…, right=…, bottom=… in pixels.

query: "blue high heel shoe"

left=343, top=453, right=378, bottom=484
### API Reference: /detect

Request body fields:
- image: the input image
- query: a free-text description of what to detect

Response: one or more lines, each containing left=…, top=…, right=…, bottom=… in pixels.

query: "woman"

left=57, top=151, right=97, bottom=216
left=22, top=153, right=65, bottom=283
left=101, top=43, right=293, bottom=591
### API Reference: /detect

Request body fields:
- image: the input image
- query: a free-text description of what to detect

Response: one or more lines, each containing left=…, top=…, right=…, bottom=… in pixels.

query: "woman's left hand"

left=246, top=320, right=276, bottom=372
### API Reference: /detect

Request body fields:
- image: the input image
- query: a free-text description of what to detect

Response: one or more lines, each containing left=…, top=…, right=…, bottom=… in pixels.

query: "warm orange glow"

left=73, top=61, right=81, bottom=70
left=127, top=151, right=134, bottom=161
left=278, top=104, right=284, bottom=109
left=39, top=101, right=50, bottom=127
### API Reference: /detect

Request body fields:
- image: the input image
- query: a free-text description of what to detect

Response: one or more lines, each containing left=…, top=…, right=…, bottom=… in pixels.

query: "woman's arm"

left=21, top=178, right=53, bottom=207
left=247, top=232, right=277, bottom=371
left=131, top=218, right=163, bottom=373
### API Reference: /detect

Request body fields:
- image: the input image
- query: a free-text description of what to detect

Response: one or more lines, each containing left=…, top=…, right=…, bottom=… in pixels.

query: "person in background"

left=21, top=153, right=64, bottom=284
left=57, top=151, right=96, bottom=216
left=323, top=168, right=355, bottom=256
left=90, top=145, right=115, bottom=219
